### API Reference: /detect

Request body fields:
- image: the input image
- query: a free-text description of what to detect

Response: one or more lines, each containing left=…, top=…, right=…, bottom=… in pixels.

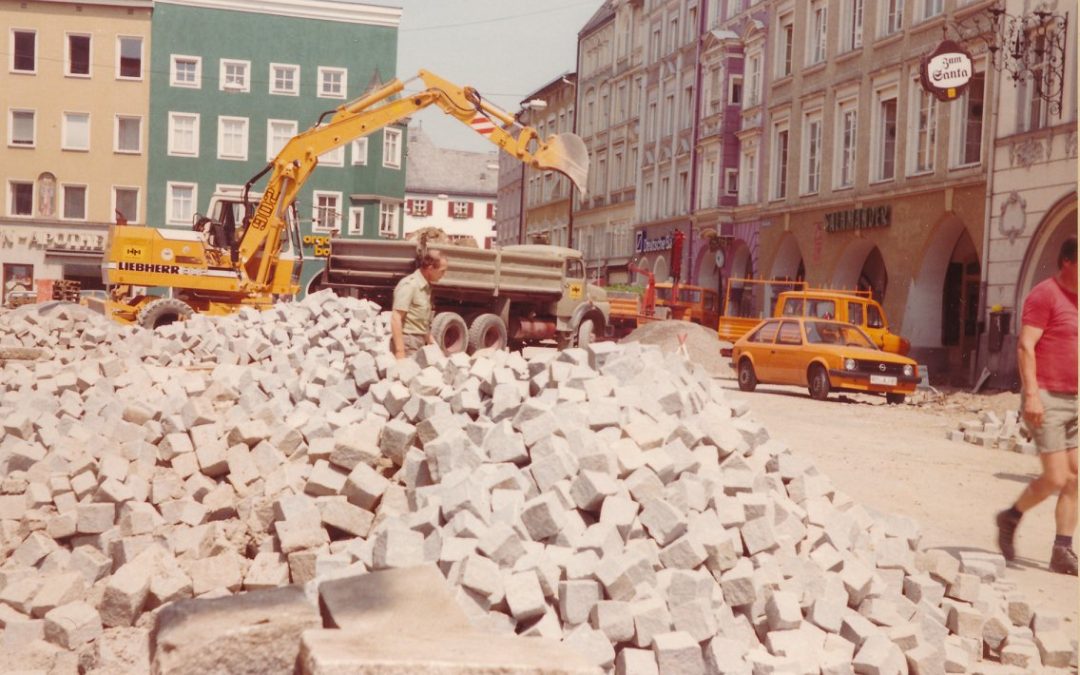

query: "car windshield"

left=804, top=320, right=877, bottom=349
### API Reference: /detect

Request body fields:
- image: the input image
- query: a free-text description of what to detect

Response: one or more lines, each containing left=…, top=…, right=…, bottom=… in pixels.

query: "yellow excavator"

left=102, top=70, right=589, bottom=328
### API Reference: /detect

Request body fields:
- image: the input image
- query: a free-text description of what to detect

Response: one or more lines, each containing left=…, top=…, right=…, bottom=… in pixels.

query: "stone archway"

left=1016, top=192, right=1078, bottom=311
left=831, top=238, right=876, bottom=292
left=654, top=255, right=669, bottom=283
left=856, top=247, right=889, bottom=303
left=770, top=234, right=804, bottom=280
left=730, top=241, right=754, bottom=279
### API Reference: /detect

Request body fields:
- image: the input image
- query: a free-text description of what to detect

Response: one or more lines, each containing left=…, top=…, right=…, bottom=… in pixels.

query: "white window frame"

left=8, top=180, right=34, bottom=217
left=745, top=50, right=762, bottom=108
left=880, top=0, right=903, bottom=37
left=729, top=75, right=743, bottom=105
left=740, top=145, right=758, bottom=204
left=220, top=59, right=251, bottom=93
left=65, top=33, right=92, bottom=78
left=908, top=80, right=937, bottom=175
left=770, top=121, right=790, bottom=201
left=217, top=116, right=249, bottom=161
left=312, top=191, right=342, bottom=232
left=60, top=183, right=88, bottom=221
left=266, top=119, right=297, bottom=160
left=776, top=10, right=794, bottom=78
left=1019, top=29, right=1054, bottom=132
left=112, top=186, right=140, bottom=224
left=380, top=201, right=401, bottom=236
left=318, top=66, right=347, bottom=99
left=116, top=35, right=143, bottom=80
left=170, top=54, right=201, bottom=88
left=166, top=181, right=197, bottom=225
left=835, top=96, right=858, bottom=189
left=411, top=199, right=430, bottom=216
left=920, top=0, right=944, bottom=22
left=10, top=28, right=37, bottom=74
left=347, top=206, right=365, bottom=236
left=802, top=112, right=822, bottom=195
left=269, top=63, right=299, bottom=96
left=114, top=114, right=142, bottom=154
left=382, top=127, right=402, bottom=169
left=168, top=112, right=200, bottom=158
left=8, top=108, right=36, bottom=148
left=843, top=0, right=863, bottom=52
left=872, top=82, right=899, bottom=183
left=806, top=1, right=827, bottom=66
left=952, top=69, right=986, bottom=168
left=62, top=111, right=91, bottom=151
left=351, top=138, right=368, bottom=166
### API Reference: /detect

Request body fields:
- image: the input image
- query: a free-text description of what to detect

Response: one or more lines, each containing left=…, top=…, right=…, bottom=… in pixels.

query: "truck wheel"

left=807, top=364, right=831, bottom=401
left=737, top=359, right=757, bottom=392
left=468, top=313, right=507, bottom=353
left=431, top=312, right=468, bottom=354
left=137, top=298, right=193, bottom=330
left=576, top=318, right=598, bottom=349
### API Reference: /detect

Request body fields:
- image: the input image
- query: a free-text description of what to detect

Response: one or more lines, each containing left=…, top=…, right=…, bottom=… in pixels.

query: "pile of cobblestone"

left=0, top=293, right=1074, bottom=673
left=947, top=410, right=1037, bottom=456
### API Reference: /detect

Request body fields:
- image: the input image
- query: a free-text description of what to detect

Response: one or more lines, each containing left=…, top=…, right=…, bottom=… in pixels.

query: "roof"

left=405, top=125, right=499, bottom=196
left=579, top=0, right=615, bottom=37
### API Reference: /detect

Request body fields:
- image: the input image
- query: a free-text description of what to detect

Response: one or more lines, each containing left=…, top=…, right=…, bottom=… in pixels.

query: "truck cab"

left=775, top=290, right=910, bottom=355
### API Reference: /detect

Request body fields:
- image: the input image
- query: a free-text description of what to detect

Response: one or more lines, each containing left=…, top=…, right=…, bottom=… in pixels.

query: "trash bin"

left=988, top=307, right=1011, bottom=353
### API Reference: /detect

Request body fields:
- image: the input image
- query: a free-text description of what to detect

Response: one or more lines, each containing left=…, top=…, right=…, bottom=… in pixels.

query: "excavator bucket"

left=533, top=133, right=590, bottom=197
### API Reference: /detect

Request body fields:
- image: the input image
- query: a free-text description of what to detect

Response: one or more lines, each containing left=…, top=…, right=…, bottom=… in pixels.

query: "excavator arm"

left=236, top=69, right=589, bottom=291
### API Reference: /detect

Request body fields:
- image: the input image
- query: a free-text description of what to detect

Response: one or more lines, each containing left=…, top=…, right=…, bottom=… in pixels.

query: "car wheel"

left=737, top=358, right=757, bottom=392
left=808, top=364, right=831, bottom=401
left=885, top=392, right=906, bottom=405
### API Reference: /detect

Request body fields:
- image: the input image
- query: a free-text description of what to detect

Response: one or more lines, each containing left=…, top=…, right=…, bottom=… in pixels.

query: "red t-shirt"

left=1022, top=276, right=1078, bottom=393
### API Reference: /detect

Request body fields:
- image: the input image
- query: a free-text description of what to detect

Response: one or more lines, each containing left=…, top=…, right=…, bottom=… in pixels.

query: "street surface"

left=715, top=378, right=1079, bottom=629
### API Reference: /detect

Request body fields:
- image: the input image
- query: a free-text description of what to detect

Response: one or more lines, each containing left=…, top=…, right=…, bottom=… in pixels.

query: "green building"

left=147, top=0, right=404, bottom=294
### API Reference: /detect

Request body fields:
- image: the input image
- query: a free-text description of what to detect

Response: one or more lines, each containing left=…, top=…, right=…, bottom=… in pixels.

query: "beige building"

left=0, top=0, right=152, bottom=303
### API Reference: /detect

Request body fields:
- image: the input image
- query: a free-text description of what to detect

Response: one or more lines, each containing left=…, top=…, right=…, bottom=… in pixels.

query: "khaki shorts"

left=398, top=333, right=426, bottom=357
left=1024, top=390, right=1079, bottom=454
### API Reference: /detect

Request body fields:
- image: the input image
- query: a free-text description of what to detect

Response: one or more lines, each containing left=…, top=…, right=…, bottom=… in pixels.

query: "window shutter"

left=486, top=203, right=495, bottom=219
left=448, top=202, right=455, bottom=216
left=425, top=200, right=433, bottom=214
left=406, top=199, right=413, bottom=214
left=466, top=202, right=474, bottom=218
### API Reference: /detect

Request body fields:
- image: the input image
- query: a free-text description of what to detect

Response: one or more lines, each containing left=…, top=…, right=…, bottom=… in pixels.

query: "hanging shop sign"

left=920, top=39, right=973, bottom=102
left=824, top=205, right=891, bottom=233
left=635, top=231, right=674, bottom=254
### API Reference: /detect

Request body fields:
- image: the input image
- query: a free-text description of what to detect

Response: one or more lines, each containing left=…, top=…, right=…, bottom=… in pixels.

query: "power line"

left=400, top=1, right=598, bottom=33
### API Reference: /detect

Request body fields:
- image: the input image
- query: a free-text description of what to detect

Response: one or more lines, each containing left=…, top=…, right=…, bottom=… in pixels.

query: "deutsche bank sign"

left=635, top=231, right=673, bottom=254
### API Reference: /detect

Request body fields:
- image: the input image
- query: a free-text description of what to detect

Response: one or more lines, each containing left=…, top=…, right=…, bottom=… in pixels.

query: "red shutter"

left=466, top=202, right=474, bottom=218
left=425, top=200, right=432, bottom=215
left=486, top=203, right=495, bottom=219
left=448, top=202, right=455, bottom=216
left=406, top=199, right=413, bottom=215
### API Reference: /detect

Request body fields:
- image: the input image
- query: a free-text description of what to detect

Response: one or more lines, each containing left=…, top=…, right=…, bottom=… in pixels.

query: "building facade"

left=147, top=0, right=403, bottom=295
left=0, top=0, right=153, bottom=303
left=403, top=125, right=499, bottom=248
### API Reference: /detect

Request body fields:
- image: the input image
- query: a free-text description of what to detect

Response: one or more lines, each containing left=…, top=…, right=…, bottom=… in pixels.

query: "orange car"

left=731, top=317, right=919, bottom=404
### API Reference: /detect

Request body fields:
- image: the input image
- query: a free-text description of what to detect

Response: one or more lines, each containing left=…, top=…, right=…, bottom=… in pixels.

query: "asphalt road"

left=715, top=377, right=1079, bottom=629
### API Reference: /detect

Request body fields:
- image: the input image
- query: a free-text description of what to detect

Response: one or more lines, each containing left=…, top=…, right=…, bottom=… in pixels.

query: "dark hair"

left=1059, top=236, right=1077, bottom=269
left=418, top=250, right=446, bottom=270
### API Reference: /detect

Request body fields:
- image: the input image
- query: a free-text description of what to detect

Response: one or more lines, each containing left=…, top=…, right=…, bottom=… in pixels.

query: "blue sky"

left=385, top=0, right=603, bottom=152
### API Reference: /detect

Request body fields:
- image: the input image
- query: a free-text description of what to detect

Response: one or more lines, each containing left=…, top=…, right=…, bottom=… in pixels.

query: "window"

left=67, top=34, right=91, bottom=76
left=911, top=85, right=937, bottom=174
left=62, top=112, right=90, bottom=151
left=171, top=55, right=201, bottom=88
left=267, top=119, right=297, bottom=160
left=383, top=128, right=402, bottom=169
left=62, top=185, right=87, bottom=220
left=220, top=59, right=250, bottom=92
left=115, top=115, right=141, bottom=153
left=351, top=138, right=368, bottom=165
left=380, top=202, right=401, bottom=236
left=777, top=12, right=794, bottom=77
left=881, top=0, right=903, bottom=36
left=451, top=201, right=472, bottom=218
left=844, top=0, right=863, bottom=51
left=167, top=182, right=196, bottom=224
left=318, top=67, right=347, bottom=98
left=956, top=72, right=985, bottom=166
left=9, top=182, right=33, bottom=216
left=868, top=304, right=884, bottom=328
left=772, top=124, right=789, bottom=200
left=270, top=64, right=299, bottom=95
left=409, top=199, right=431, bottom=216
left=836, top=100, right=858, bottom=188
left=113, top=187, right=139, bottom=224
left=217, top=116, right=248, bottom=160
left=921, top=0, right=943, bottom=21
left=875, top=93, right=898, bottom=181
left=740, top=147, right=758, bottom=204
left=348, top=207, right=364, bottom=236
left=848, top=302, right=864, bottom=327
left=807, top=2, right=827, bottom=65
left=312, top=192, right=342, bottom=232
left=117, top=36, right=142, bottom=79
left=777, top=321, right=803, bottom=345
left=726, top=169, right=739, bottom=195
left=1021, top=30, right=1053, bottom=131
left=700, top=155, right=719, bottom=208
left=486, top=203, right=497, bottom=219
left=12, top=30, right=36, bottom=73
left=660, top=176, right=671, bottom=216
left=9, top=110, right=35, bottom=147
left=729, top=76, right=743, bottom=105
left=745, top=53, right=762, bottom=107
left=168, top=113, right=199, bottom=157
left=804, top=115, right=822, bottom=194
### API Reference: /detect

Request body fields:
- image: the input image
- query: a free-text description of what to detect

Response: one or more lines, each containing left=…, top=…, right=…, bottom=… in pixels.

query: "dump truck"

left=101, top=70, right=588, bottom=328
left=321, top=239, right=610, bottom=353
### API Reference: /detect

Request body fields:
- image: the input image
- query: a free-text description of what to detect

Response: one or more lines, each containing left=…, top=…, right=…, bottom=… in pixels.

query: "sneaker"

left=1049, top=546, right=1078, bottom=576
left=996, top=509, right=1019, bottom=561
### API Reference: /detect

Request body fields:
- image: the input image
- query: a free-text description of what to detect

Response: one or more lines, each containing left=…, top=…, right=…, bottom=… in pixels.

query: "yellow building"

left=0, top=0, right=152, bottom=303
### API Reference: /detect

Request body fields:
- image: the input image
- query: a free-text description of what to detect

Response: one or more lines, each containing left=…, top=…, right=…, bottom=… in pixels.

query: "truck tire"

left=576, top=318, right=598, bottom=349
left=137, top=298, right=193, bottom=330
left=468, top=313, right=507, bottom=353
left=431, top=312, right=468, bottom=354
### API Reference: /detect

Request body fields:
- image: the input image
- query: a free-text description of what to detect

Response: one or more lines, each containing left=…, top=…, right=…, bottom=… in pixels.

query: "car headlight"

left=903, top=364, right=914, bottom=377
left=844, top=358, right=856, bottom=371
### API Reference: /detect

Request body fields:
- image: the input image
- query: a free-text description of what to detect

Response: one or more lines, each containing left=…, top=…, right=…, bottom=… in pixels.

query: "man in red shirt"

left=997, top=236, right=1078, bottom=575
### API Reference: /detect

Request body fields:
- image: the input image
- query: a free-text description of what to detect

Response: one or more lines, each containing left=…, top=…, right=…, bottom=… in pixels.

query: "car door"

left=742, top=320, right=781, bottom=381
left=770, top=320, right=806, bottom=385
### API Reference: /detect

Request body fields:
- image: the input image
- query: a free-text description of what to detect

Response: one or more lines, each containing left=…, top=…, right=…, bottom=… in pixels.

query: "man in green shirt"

left=391, top=250, right=448, bottom=359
